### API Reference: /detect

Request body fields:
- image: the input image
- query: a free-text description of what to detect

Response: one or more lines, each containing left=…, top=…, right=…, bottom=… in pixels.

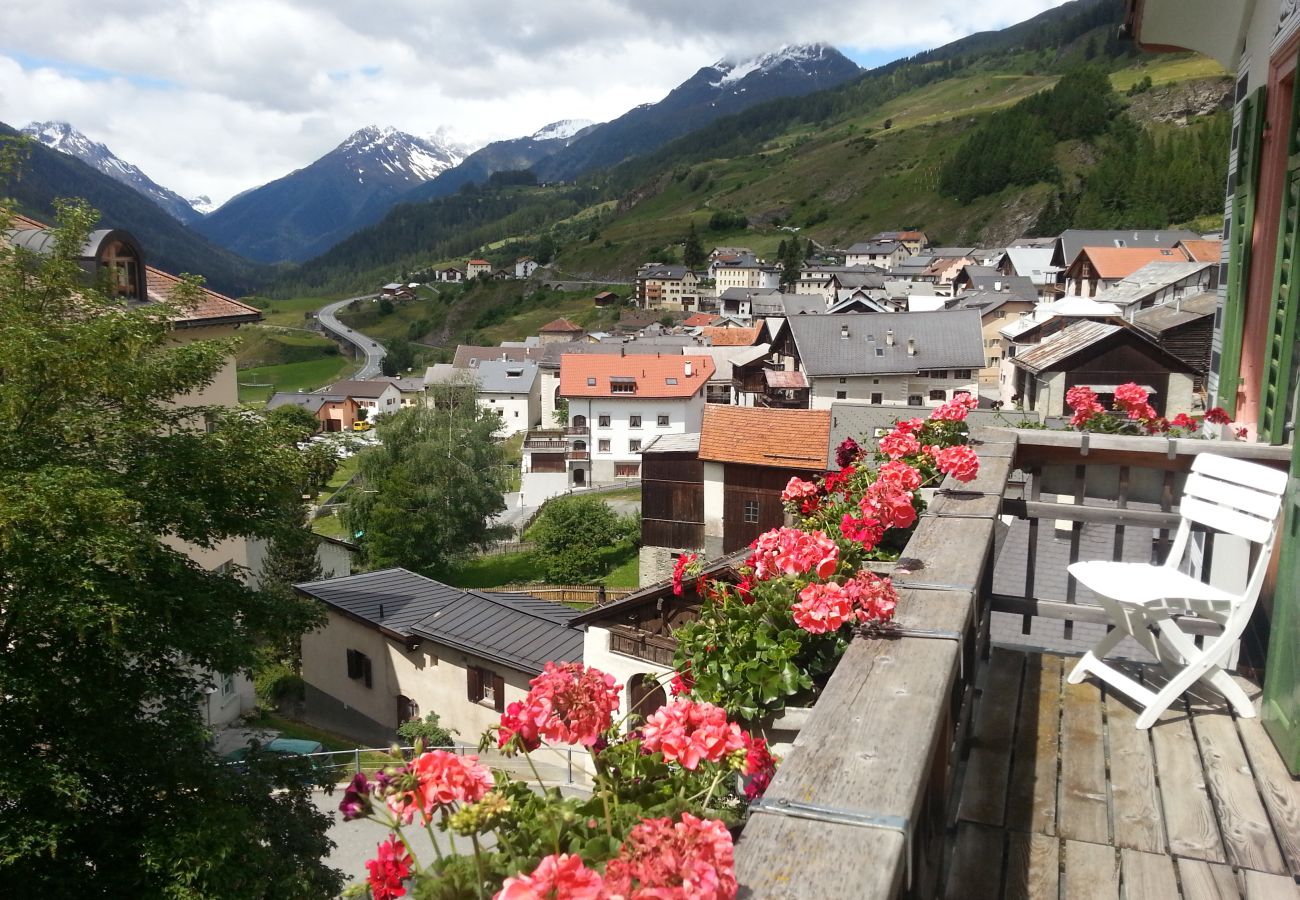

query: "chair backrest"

left=1177, top=453, right=1288, bottom=546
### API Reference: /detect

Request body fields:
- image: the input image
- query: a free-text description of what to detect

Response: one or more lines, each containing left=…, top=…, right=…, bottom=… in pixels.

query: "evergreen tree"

left=0, top=195, right=339, bottom=895
left=683, top=222, right=706, bottom=270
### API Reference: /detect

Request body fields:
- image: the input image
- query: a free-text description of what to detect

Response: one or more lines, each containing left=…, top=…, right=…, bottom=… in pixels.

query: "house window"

left=611, top=382, right=636, bottom=394
left=587, top=377, right=597, bottom=386
left=615, top=463, right=640, bottom=477
left=908, top=395, right=923, bottom=406
left=346, top=649, right=373, bottom=689
left=629, top=439, right=641, bottom=452
left=744, top=500, right=760, bottom=523
left=467, top=666, right=505, bottom=713
left=839, top=377, right=847, bottom=384
left=630, top=415, right=642, bottom=428
left=988, top=357, right=1000, bottom=368
left=953, top=369, right=973, bottom=380
left=598, top=415, right=611, bottom=427
left=599, top=439, right=611, bottom=453
left=657, top=414, right=669, bottom=427
left=871, top=392, right=883, bottom=404
left=929, top=389, right=947, bottom=401
left=875, top=348, right=885, bottom=357
left=220, top=673, right=236, bottom=697
left=835, top=390, right=847, bottom=400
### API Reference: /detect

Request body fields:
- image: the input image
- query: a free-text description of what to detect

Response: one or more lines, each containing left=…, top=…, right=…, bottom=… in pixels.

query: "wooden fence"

left=494, top=584, right=635, bottom=606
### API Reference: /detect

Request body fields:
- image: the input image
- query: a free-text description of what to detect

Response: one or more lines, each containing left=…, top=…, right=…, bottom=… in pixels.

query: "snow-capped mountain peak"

left=333, top=126, right=467, bottom=184
left=531, top=119, right=596, bottom=142
left=708, top=44, right=846, bottom=89
left=188, top=195, right=216, bottom=215
left=21, top=120, right=208, bottom=223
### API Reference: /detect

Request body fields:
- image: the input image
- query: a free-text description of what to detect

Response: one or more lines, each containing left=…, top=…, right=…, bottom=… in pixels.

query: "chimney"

left=840, top=324, right=850, bottom=340
left=907, top=338, right=917, bottom=356
left=685, top=360, right=694, bottom=378
left=886, top=329, right=895, bottom=347
left=379, top=603, right=386, bottom=621
left=994, top=280, right=1003, bottom=292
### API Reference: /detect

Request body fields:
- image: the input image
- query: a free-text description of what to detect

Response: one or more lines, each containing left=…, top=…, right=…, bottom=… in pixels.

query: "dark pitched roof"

left=295, top=569, right=583, bottom=673
left=1129, top=293, right=1218, bottom=333
left=452, top=345, right=540, bottom=368
left=1051, top=229, right=1201, bottom=268
left=787, top=310, right=984, bottom=376
left=569, top=548, right=751, bottom=627
left=1011, top=320, right=1198, bottom=375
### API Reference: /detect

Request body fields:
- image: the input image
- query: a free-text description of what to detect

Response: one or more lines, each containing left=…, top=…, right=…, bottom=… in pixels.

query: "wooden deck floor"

left=945, top=649, right=1300, bottom=899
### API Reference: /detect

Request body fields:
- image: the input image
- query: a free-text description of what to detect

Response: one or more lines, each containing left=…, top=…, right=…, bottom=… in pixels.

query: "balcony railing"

left=523, top=438, right=568, bottom=451
left=567, top=450, right=590, bottom=461
left=733, top=427, right=1295, bottom=898
left=565, top=425, right=590, bottom=436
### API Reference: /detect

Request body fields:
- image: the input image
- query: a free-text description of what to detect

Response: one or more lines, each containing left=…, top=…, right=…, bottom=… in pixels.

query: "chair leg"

left=1155, top=624, right=1256, bottom=719
left=1068, top=627, right=1127, bottom=685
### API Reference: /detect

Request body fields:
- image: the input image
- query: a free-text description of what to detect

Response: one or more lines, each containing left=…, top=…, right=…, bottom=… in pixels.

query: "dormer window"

left=587, top=377, right=597, bottom=386
left=610, top=376, right=636, bottom=394
left=99, top=238, right=144, bottom=301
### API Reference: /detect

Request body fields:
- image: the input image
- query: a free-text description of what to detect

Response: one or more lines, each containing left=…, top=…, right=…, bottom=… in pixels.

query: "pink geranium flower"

left=748, top=527, right=839, bottom=581
left=791, top=581, right=856, bottom=634
left=495, top=853, right=605, bottom=900
left=672, top=551, right=699, bottom=596
left=876, top=460, right=922, bottom=491
left=878, top=428, right=921, bottom=459
left=844, top=571, right=899, bottom=623
left=498, top=700, right=543, bottom=752
left=500, top=662, right=622, bottom=750
left=780, top=476, right=819, bottom=503
left=932, top=444, right=979, bottom=483
left=740, top=732, right=777, bottom=800
left=1205, top=407, right=1231, bottom=425
left=387, top=750, right=493, bottom=824
left=928, top=393, right=977, bottom=422
left=860, top=479, right=917, bottom=530
left=602, top=813, right=738, bottom=899
left=641, top=700, right=746, bottom=770
left=840, top=513, right=885, bottom=551
left=366, top=836, right=413, bottom=900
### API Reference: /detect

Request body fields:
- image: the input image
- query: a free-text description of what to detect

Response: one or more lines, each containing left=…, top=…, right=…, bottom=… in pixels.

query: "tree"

left=397, top=712, right=458, bottom=748
left=530, top=496, right=638, bottom=583
left=682, top=222, right=706, bottom=270
left=553, top=397, right=570, bottom=428
left=0, top=194, right=341, bottom=895
left=344, top=382, right=507, bottom=573
left=266, top=403, right=320, bottom=441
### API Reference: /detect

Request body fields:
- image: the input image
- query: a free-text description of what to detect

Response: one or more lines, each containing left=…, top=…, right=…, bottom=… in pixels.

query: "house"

left=266, top=391, right=359, bottom=431
left=537, top=317, right=585, bottom=345
left=1097, top=260, right=1218, bottom=316
left=435, top=266, right=464, bottom=283
left=4, top=214, right=265, bottom=729
left=321, top=379, right=403, bottom=422
left=844, top=240, right=912, bottom=270
left=465, top=259, right=493, bottom=279
left=380, top=282, right=416, bottom=300
left=950, top=266, right=1038, bottom=301
left=557, top=353, right=715, bottom=483
left=426, top=360, right=539, bottom=437
left=1061, top=246, right=1192, bottom=297
left=452, top=344, right=540, bottom=369
left=515, top=256, right=538, bottom=279
left=636, top=405, right=831, bottom=583
left=952, top=290, right=1038, bottom=394
left=920, top=248, right=979, bottom=285
left=868, top=230, right=929, bottom=255
left=1130, top=292, right=1218, bottom=392
left=1009, top=319, right=1199, bottom=417
left=635, top=264, right=702, bottom=311
left=592, top=290, right=620, bottom=307
left=994, top=247, right=1060, bottom=299
left=374, top=375, right=427, bottom=408
left=1174, top=238, right=1222, bottom=263
left=297, top=568, right=583, bottom=747
left=699, top=321, right=765, bottom=348
left=709, top=252, right=780, bottom=292
left=682, top=312, right=721, bottom=328
left=1047, top=229, right=1201, bottom=272
left=780, top=310, right=985, bottom=410
left=696, top=343, right=772, bottom=405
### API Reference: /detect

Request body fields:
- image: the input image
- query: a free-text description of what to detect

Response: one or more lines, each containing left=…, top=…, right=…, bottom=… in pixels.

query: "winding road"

left=316, top=295, right=387, bottom=380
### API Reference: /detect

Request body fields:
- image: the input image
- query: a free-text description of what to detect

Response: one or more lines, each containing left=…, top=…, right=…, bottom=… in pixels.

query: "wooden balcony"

left=567, top=450, right=590, bottom=461
left=732, top=428, right=1299, bottom=899
left=523, top=438, right=567, bottom=451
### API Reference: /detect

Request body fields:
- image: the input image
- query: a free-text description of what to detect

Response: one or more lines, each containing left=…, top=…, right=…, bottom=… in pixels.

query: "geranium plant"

left=340, top=662, right=775, bottom=899
left=671, top=394, right=982, bottom=723
left=1064, top=383, right=1237, bottom=437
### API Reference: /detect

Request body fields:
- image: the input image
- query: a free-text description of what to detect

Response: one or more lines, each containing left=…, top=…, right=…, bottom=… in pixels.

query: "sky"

left=0, top=0, right=1071, bottom=207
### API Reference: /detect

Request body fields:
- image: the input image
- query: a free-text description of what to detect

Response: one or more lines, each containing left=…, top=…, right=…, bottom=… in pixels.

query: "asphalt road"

left=317, top=295, right=387, bottom=380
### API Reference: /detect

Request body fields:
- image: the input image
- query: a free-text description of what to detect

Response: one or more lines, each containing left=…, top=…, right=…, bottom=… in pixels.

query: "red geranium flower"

left=366, top=836, right=413, bottom=900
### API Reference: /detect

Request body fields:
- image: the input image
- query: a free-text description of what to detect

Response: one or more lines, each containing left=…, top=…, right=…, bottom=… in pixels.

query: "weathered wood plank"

left=1105, top=692, right=1166, bottom=854
left=1235, top=710, right=1300, bottom=878
left=734, top=636, right=959, bottom=898
left=1150, top=701, right=1227, bottom=863
left=944, top=822, right=1005, bottom=900
left=1239, top=868, right=1300, bottom=899
left=1176, top=858, right=1243, bottom=900
left=939, top=453, right=1014, bottom=496
left=891, top=588, right=975, bottom=639
left=890, top=516, right=996, bottom=593
left=959, top=649, right=1025, bottom=827
left=1001, top=498, right=1182, bottom=529
left=928, top=491, right=1004, bottom=519
left=1059, top=678, right=1111, bottom=845
left=1193, top=710, right=1287, bottom=874
left=1063, top=840, right=1119, bottom=900
left=1006, top=654, right=1062, bottom=836
left=1003, top=831, right=1059, bottom=900
left=1119, top=848, right=1179, bottom=898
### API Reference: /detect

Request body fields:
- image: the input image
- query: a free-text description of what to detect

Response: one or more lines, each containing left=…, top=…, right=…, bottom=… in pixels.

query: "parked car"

left=222, top=737, right=324, bottom=765
left=352, top=421, right=371, bottom=432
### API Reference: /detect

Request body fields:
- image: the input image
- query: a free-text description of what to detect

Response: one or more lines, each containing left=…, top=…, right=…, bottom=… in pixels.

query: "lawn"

left=595, top=485, right=642, bottom=502
left=312, top=509, right=352, bottom=540
left=441, top=546, right=639, bottom=590
left=243, top=712, right=402, bottom=775
left=251, top=295, right=334, bottom=329
left=1110, top=54, right=1227, bottom=92
left=237, top=355, right=355, bottom=405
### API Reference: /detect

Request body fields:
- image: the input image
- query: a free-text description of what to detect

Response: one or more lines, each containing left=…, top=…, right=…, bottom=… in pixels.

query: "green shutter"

left=1263, top=434, right=1300, bottom=774
left=1219, top=87, right=1267, bottom=415
left=1260, top=53, right=1300, bottom=443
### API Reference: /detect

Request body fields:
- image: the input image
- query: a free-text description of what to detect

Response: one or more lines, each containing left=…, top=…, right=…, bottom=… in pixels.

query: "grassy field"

left=235, top=326, right=342, bottom=367
left=312, top=510, right=351, bottom=540
left=441, top=547, right=639, bottom=590
left=237, top=355, right=355, bottom=405
left=1110, top=54, right=1227, bottom=91
left=242, top=712, right=402, bottom=773
left=248, top=295, right=334, bottom=329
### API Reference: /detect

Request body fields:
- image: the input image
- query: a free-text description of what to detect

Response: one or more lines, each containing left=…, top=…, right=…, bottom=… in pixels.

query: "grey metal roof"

left=639, top=264, right=692, bottom=280
left=927, top=247, right=977, bottom=257
left=847, top=241, right=903, bottom=254
left=782, top=295, right=828, bottom=316
left=1093, top=261, right=1215, bottom=309
left=1052, top=229, right=1200, bottom=268
left=475, top=359, right=539, bottom=393
left=538, top=341, right=685, bottom=368
left=294, top=568, right=472, bottom=635
left=1130, top=293, right=1218, bottom=333
left=643, top=432, right=702, bottom=453
left=788, top=310, right=985, bottom=376
left=1012, top=320, right=1122, bottom=373
left=696, top=343, right=771, bottom=380
left=719, top=286, right=782, bottom=302
left=964, top=274, right=1038, bottom=300
left=325, top=379, right=400, bottom=399
left=452, top=345, right=539, bottom=368
left=412, top=590, right=583, bottom=674
left=998, top=248, right=1058, bottom=283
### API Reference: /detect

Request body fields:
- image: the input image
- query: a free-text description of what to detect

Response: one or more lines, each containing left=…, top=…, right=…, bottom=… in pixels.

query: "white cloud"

left=0, top=0, right=1070, bottom=205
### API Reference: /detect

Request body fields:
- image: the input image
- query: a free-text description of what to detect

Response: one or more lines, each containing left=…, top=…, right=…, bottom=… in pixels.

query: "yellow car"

left=352, top=421, right=371, bottom=432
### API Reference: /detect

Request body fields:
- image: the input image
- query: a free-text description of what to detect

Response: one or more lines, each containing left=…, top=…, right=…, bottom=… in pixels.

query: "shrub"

left=396, top=712, right=457, bottom=748
left=254, top=660, right=305, bottom=707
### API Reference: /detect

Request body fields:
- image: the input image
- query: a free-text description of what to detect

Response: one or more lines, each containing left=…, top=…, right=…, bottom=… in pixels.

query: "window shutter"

left=1261, top=56, right=1300, bottom=443
left=346, top=649, right=360, bottom=680
left=1220, top=86, right=1267, bottom=415
left=492, top=674, right=506, bottom=713
left=362, top=656, right=373, bottom=689
left=467, top=666, right=481, bottom=703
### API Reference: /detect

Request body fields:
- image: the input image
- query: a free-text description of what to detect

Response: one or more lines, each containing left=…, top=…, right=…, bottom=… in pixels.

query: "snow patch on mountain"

left=187, top=195, right=216, bottom=215
left=335, top=125, right=466, bottom=183
left=531, top=119, right=595, bottom=142
left=709, top=44, right=840, bottom=89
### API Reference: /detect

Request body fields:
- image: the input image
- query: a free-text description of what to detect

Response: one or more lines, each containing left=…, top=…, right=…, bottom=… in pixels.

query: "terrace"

left=732, top=428, right=1300, bottom=898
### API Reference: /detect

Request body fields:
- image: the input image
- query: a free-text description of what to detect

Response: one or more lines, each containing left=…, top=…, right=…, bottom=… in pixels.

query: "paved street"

left=317, top=295, right=387, bottom=380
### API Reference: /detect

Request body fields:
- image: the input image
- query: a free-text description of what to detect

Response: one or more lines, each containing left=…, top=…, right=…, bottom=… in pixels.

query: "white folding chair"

left=1066, top=453, right=1288, bottom=729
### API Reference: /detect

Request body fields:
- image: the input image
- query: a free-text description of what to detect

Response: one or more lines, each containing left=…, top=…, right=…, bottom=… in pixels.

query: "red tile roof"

left=683, top=313, right=720, bottom=327
left=540, top=317, right=585, bottom=333
left=8, top=213, right=260, bottom=327
left=701, top=321, right=764, bottom=346
left=1073, top=246, right=1184, bottom=279
left=698, top=406, right=830, bottom=471
left=559, top=354, right=714, bottom=398
left=468, top=259, right=490, bottom=265
left=1177, top=239, right=1222, bottom=263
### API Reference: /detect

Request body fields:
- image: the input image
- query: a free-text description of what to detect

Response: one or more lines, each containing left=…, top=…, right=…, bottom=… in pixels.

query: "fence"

left=493, top=585, right=634, bottom=605
left=477, top=540, right=537, bottom=557
left=294, top=742, right=589, bottom=787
